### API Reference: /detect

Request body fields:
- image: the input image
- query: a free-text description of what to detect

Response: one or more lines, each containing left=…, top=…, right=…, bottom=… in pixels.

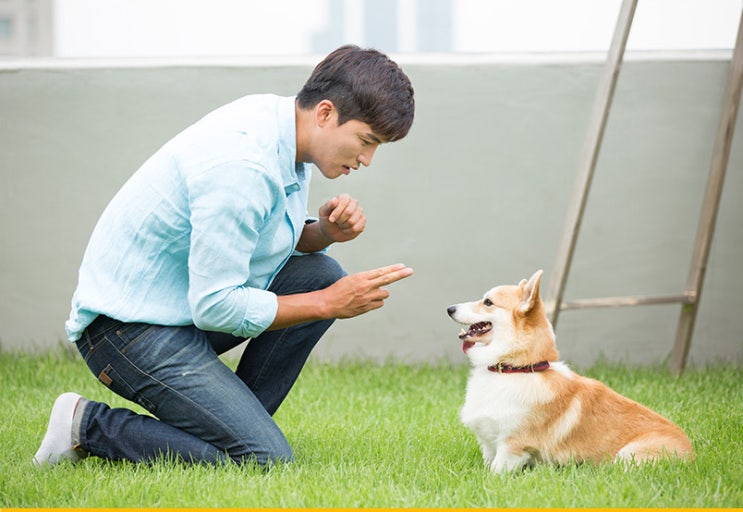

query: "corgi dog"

left=447, top=270, right=694, bottom=473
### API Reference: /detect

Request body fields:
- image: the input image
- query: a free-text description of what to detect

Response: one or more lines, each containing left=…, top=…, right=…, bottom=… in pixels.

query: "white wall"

left=1, top=54, right=742, bottom=368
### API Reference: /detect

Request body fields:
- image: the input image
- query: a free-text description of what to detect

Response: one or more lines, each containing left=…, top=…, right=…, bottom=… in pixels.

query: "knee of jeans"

left=297, top=254, right=346, bottom=290
left=267, top=444, right=295, bottom=465
left=230, top=422, right=295, bottom=466
left=315, top=254, right=346, bottom=287
left=233, top=442, right=294, bottom=467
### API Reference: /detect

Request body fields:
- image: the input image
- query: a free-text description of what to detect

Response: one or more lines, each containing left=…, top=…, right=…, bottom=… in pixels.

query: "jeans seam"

left=249, top=283, right=318, bottom=402
left=251, top=321, right=293, bottom=397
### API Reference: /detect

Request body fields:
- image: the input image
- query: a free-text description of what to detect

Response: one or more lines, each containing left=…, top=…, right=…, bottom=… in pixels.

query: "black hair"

left=297, top=45, right=415, bottom=142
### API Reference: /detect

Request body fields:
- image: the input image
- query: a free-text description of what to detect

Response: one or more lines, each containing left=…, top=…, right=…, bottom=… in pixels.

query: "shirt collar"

left=277, top=96, right=307, bottom=196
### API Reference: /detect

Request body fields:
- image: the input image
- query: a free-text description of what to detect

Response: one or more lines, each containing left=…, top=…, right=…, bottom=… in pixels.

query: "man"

left=34, top=45, right=415, bottom=466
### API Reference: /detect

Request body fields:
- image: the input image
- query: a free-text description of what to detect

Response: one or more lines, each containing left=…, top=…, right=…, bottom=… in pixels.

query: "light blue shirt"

left=65, top=94, right=312, bottom=341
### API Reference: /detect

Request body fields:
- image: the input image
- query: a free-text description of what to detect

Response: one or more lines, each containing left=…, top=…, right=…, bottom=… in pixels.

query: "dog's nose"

left=446, top=305, right=457, bottom=317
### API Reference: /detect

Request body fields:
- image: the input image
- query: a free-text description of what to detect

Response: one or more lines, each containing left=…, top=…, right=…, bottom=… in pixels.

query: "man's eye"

left=483, top=298, right=493, bottom=307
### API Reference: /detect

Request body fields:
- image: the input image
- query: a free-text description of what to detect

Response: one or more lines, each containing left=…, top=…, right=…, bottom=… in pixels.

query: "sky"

left=52, top=0, right=741, bottom=58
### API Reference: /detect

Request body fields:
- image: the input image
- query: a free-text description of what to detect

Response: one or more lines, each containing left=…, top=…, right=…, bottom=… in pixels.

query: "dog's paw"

left=489, top=450, right=531, bottom=474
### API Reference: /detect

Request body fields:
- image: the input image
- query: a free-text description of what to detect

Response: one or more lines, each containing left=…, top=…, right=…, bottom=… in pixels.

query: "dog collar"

left=488, top=361, right=550, bottom=373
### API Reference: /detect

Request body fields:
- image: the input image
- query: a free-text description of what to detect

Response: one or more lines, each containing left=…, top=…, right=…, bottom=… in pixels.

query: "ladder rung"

left=545, top=292, right=696, bottom=312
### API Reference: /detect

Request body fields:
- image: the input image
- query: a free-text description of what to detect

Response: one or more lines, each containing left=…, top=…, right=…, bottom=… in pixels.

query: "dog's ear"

left=517, top=270, right=543, bottom=316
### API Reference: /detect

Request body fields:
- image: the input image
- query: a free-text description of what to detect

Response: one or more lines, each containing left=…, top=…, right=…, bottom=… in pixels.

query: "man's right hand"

left=270, top=263, right=414, bottom=330
left=322, top=263, right=414, bottom=319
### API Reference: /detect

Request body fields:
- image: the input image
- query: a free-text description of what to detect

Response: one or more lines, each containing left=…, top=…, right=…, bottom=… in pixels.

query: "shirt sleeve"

left=185, top=161, right=281, bottom=338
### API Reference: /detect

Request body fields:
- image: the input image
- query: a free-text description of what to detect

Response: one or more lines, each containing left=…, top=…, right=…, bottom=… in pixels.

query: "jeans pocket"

left=77, top=316, right=120, bottom=363
left=97, top=363, right=158, bottom=415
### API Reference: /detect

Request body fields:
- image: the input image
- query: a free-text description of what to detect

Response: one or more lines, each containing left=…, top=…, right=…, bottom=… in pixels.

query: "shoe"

left=33, top=392, right=88, bottom=466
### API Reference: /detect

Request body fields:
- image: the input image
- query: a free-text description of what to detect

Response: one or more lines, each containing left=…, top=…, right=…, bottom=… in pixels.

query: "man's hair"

left=297, top=45, right=415, bottom=142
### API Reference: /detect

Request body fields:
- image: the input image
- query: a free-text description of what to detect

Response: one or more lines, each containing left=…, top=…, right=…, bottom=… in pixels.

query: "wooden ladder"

left=544, top=0, right=743, bottom=373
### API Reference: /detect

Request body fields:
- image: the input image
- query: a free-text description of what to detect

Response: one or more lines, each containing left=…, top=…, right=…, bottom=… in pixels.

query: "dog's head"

left=446, top=270, right=559, bottom=368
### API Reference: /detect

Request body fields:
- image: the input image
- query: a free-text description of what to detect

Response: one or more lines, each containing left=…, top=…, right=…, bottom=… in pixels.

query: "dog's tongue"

left=462, top=341, right=475, bottom=353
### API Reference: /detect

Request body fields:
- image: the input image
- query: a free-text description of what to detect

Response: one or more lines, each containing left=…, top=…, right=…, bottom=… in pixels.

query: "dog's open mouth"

left=459, top=321, right=493, bottom=352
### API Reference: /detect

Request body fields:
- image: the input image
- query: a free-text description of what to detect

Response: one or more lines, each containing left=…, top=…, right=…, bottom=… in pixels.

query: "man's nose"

left=358, top=146, right=377, bottom=167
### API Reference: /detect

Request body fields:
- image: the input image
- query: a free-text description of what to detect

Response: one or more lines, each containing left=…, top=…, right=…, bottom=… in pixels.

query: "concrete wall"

left=1, top=53, right=741, bottom=368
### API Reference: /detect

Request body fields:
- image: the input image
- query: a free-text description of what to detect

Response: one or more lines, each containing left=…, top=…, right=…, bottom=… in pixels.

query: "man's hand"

left=317, top=193, right=366, bottom=244
left=321, top=263, right=414, bottom=319
left=270, top=263, right=414, bottom=329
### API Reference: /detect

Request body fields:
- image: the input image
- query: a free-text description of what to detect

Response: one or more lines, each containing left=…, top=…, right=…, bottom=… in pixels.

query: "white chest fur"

left=460, top=367, right=558, bottom=448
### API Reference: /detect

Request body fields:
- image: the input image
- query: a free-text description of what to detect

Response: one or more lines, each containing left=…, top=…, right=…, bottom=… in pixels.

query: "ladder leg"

left=670, top=7, right=743, bottom=373
left=546, top=0, right=638, bottom=326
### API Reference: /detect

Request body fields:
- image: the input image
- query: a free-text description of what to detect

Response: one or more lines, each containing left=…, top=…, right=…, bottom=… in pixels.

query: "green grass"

left=1, top=347, right=741, bottom=508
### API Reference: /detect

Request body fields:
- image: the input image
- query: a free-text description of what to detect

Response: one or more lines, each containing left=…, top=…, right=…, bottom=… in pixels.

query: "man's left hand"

left=317, top=193, right=366, bottom=243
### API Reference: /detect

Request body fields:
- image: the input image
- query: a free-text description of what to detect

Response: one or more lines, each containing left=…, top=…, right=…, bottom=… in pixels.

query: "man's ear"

left=315, top=99, right=336, bottom=127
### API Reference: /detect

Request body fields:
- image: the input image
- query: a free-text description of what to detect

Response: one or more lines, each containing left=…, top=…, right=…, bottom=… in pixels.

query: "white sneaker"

left=33, top=392, right=88, bottom=466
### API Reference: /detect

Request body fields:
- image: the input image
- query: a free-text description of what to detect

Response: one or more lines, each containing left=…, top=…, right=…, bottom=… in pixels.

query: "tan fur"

left=447, top=270, right=694, bottom=473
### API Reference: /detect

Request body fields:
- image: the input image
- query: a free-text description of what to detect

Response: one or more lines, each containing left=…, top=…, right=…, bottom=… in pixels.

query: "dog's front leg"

left=478, top=440, right=497, bottom=468
left=490, top=445, right=531, bottom=473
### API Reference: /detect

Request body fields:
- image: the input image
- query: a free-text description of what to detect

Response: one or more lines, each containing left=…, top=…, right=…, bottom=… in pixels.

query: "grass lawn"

left=1, top=347, right=741, bottom=508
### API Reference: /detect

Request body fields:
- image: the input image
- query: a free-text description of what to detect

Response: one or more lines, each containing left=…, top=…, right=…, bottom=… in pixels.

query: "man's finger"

left=367, top=264, right=414, bottom=285
left=329, top=196, right=357, bottom=224
left=318, top=197, right=339, bottom=218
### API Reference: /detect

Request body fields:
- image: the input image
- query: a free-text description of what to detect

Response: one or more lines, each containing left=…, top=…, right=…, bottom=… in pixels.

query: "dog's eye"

left=483, top=298, right=493, bottom=307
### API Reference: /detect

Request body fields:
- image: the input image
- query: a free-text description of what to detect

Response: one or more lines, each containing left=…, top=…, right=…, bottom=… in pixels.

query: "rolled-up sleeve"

left=186, top=161, right=283, bottom=338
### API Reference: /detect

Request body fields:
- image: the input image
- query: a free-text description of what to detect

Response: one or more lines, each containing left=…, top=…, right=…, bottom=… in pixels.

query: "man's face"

left=313, top=114, right=383, bottom=179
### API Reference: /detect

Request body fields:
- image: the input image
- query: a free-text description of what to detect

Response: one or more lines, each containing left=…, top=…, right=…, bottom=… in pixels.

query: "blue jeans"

left=74, top=253, right=345, bottom=465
